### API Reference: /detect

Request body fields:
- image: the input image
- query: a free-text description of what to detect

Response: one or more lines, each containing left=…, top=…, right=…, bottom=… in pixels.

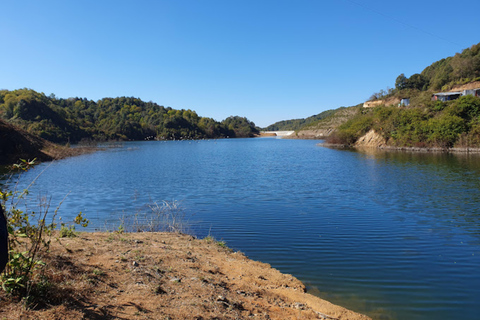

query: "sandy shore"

left=0, top=232, right=370, bottom=320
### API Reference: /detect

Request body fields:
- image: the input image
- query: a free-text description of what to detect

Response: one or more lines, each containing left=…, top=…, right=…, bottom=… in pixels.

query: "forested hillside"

left=284, top=42, right=480, bottom=146
left=323, top=42, right=480, bottom=148
left=0, top=89, right=259, bottom=143
left=327, top=95, right=480, bottom=148
left=368, top=42, right=480, bottom=104
left=264, top=108, right=340, bottom=131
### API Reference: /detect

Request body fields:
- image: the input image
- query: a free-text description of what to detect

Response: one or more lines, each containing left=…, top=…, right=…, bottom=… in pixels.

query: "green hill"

left=0, top=89, right=258, bottom=143
left=322, top=42, right=480, bottom=148
left=285, top=42, right=480, bottom=146
left=263, top=108, right=339, bottom=131
left=366, top=42, right=480, bottom=105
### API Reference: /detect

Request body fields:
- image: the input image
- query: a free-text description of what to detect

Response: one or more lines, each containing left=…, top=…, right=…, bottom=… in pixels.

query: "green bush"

left=427, top=114, right=465, bottom=147
left=0, top=160, right=88, bottom=302
left=327, top=113, right=374, bottom=145
left=327, top=95, right=480, bottom=148
left=447, top=95, right=480, bottom=122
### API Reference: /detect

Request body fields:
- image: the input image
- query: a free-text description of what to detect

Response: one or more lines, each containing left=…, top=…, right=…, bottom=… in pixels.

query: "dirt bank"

left=0, top=232, right=370, bottom=320
left=450, top=80, right=480, bottom=92
left=322, top=129, right=480, bottom=154
left=0, top=119, right=96, bottom=166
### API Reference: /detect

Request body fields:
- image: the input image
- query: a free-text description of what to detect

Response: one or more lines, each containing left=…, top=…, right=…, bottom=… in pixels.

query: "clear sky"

left=1, top=0, right=479, bottom=127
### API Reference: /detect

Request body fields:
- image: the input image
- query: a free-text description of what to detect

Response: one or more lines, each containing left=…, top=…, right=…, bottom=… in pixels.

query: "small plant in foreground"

left=59, top=212, right=89, bottom=238
left=0, top=159, right=89, bottom=304
left=217, top=240, right=228, bottom=249
left=116, top=223, right=125, bottom=234
left=204, top=235, right=231, bottom=251
left=92, top=269, right=104, bottom=276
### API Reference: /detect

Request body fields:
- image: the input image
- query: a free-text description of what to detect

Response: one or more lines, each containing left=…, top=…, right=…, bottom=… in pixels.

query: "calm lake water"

left=5, top=138, right=480, bottom=320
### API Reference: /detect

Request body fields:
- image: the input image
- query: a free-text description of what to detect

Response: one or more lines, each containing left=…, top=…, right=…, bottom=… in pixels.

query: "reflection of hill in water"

left=351, top=147, right=480, bottom=242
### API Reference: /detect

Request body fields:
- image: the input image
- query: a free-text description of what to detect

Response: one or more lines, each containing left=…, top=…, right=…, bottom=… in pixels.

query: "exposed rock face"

left=450, top=80, right=480, bottom=91
left=363, top=100, right=384, bottom=108
left=363, top=97, right=400, bottom=108
left=0, top=204, right=7, bottom=273
left=355, top=129, right=387, bottom=148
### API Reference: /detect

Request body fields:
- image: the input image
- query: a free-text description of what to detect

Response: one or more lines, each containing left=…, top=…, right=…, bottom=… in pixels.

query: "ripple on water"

left=7, top=139, right=480, bottom=320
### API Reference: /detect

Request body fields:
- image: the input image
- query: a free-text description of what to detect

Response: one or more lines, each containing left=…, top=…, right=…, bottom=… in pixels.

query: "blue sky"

left=1, top=0, right=479, bottom=127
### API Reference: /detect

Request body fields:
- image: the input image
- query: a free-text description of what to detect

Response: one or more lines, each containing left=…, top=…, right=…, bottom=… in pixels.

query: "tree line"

left=308, top=42, right=480, bottom=148
left=264, top=108, right=341, bottom=131
left=326, top=95, right=480, bottom=148
left=368, top=42, right=480, bottom=102
left=0, top=89, right=259, bottom=143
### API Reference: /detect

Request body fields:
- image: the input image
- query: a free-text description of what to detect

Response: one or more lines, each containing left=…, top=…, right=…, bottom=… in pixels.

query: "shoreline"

left=319, top=142, right=480, bottom=154
left=0, top=232, right=371, bottom=320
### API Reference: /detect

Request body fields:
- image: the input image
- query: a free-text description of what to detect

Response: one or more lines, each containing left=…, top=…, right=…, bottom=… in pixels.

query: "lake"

left=5, top=138, right=480, bottom=320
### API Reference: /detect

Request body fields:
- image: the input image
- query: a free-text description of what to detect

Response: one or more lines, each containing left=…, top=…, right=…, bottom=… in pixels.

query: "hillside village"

left=283, top=43, right=480, bottom=149
left=363, top=81, right=480, bottom=108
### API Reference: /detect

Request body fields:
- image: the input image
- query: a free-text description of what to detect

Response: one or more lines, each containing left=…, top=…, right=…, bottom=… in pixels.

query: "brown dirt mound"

left=0, top=232, right=370, bottom=320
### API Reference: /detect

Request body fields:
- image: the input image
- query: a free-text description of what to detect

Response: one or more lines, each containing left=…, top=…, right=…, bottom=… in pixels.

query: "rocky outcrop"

left=450, top=80, right=480, bottom=92
left=363, top=100, right=384, bottom=108
left=354, top=129, right=387, bottom=148
left=363, top=97, right=400, bottom=108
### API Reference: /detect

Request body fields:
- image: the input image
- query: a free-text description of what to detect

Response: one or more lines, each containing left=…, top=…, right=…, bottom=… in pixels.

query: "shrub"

left=447, top=95, right=480, bottom=122
left=326, top=113, right=374, bottom=145
left=0, top=160, right=88, bottom=303
left=427, top=114, right=465, bottom=147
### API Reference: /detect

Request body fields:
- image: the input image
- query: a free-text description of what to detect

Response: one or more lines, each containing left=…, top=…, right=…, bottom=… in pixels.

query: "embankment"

left=0, top=119, right=96, bottom=166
